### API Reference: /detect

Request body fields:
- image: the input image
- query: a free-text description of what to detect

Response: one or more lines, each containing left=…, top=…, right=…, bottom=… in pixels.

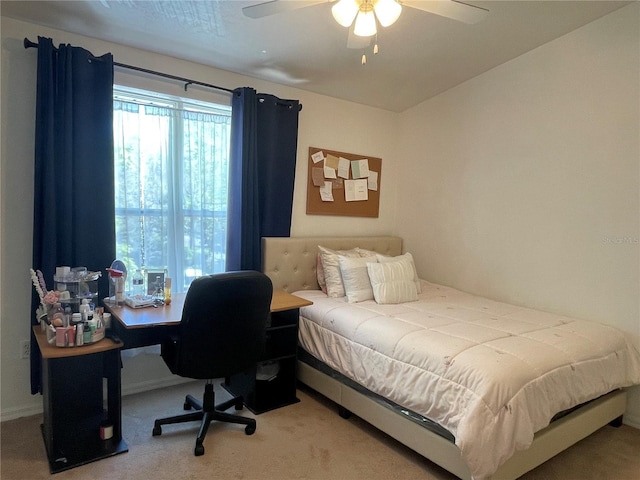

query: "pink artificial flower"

left=43, top=290, right=61, bottom=305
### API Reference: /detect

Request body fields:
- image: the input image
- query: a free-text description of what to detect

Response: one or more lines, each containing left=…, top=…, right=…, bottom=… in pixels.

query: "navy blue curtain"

left=30, top=37, right=115, bottom=393
left=226, top=87, right=301, bottom=271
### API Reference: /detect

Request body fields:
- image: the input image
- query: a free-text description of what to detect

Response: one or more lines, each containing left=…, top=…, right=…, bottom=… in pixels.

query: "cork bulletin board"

left=306, top=147, right=382, bottom=218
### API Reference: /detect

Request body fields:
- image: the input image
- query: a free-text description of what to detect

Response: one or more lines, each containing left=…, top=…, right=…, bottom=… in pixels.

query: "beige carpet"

left=2, top=381, right=639, bottom=480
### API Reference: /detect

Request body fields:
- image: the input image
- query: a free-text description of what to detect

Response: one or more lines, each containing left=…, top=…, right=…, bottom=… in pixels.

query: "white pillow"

left=356, top=247, right=377, bottom=257
left=338, top=255, right=377, bottom=303
left=316, top=253, right=327, bottom=293
left=367, top=259, right=418, bottom=304
left=376, top=252, right=421, bottom=293
left=318, top=246, right=361, bottom=297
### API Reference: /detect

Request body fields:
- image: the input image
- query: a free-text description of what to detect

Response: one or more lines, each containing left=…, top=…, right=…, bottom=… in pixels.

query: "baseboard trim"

left=0, top=404, right=42, bottom=422
left=623, top=415, right=640, bottom=429
left=121, top=376, right=193, bottom=397
left=0, top=376, right=191, bottom=423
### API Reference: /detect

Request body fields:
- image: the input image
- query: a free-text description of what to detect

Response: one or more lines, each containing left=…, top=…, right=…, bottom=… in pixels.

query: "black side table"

left=33, top=327, right=128, bottom=473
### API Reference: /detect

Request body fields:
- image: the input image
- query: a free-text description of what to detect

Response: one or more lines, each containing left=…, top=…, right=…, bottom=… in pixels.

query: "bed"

left=262, top=235, right=640, bottom=480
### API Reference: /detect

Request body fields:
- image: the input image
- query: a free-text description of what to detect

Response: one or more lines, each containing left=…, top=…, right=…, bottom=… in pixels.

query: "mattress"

left=294, top=281, right=640, bottom=480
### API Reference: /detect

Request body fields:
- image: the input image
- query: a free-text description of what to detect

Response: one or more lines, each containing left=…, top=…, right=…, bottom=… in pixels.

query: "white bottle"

left=76, top=323, right=84, bottom=346
left=132, top=269, right=144, bottom=297
left=79, top=299, right=91, bottom=322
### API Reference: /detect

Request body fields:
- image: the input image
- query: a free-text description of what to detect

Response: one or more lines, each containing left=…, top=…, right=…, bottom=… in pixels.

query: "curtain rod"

left=23, top=37, right=234, bottom=95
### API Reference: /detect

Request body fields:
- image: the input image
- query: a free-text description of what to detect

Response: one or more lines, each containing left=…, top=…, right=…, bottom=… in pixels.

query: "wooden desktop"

left=105, top=290, right=310, bottom=330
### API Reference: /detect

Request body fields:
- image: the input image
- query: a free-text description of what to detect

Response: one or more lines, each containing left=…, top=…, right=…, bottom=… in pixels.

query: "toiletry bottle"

left=79, top=299, right=89, bottom=321
left=83, top=322, right=92, bottom=343
left=76, top=323, right=84, bottom=346
left=115, top=275, right=125, bottom=305
left=164, top=278, right=172, bottom=305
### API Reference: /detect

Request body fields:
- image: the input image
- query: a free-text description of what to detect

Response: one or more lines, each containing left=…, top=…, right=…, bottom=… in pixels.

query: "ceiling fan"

left=243, top=0, right=489, bottom=63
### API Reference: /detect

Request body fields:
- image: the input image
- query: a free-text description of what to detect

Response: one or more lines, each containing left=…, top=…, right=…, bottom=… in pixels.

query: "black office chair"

left=152, top=271, right=273, bottom=456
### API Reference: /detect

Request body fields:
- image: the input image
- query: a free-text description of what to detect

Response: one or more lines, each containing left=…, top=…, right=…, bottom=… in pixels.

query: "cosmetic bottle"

left=76, top=323, right=84, bottom=346
left=164, top=278, right=172, bottom=305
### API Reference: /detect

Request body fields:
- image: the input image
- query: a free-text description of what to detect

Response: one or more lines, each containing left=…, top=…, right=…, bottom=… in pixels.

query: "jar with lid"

left=48, top=303, right=65, bottom=327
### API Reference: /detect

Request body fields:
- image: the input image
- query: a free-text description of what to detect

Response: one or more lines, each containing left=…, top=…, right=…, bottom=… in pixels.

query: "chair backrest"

left=174, top=270, right=273, bottom=379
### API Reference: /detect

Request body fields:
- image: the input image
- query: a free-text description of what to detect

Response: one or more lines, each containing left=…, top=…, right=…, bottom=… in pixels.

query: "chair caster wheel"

left=245, top=423, right=256, bottom=435
left=152, top=425, right=162, bottom=436
left=194, top=444, right=205, bottom=456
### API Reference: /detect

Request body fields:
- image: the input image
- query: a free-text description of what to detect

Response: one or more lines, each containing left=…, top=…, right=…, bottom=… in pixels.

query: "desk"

left=105, top=291, right=312, bottom=347
left=104, top=290, right=312, bottom=413
left=33, top=327, right=128, bottom=473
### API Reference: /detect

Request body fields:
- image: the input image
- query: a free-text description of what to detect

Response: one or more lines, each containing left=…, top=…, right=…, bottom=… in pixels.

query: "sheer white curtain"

left=113, top=90, right=231, bottom=295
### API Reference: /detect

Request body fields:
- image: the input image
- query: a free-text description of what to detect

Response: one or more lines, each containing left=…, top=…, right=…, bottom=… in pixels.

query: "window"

left=113, top=86, right=231, bottom=293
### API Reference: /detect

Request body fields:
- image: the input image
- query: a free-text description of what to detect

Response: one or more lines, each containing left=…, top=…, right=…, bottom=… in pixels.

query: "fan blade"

left=242, top=0, right=325, bottom=19
left=347, top=24, right=372, bottom=49
left=402, top=0, right=489, bottom=24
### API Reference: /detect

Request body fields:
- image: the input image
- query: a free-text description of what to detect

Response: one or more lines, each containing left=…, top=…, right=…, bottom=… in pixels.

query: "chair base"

left=152, top=381, right=256, bottom=456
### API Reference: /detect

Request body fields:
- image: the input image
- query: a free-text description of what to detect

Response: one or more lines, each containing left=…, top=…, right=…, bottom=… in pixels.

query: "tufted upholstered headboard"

left=262, top=236, right=403, bottom=293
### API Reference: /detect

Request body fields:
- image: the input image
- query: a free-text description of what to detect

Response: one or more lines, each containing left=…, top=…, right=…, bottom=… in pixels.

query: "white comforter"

left=295, top=281, right=640, bottom=479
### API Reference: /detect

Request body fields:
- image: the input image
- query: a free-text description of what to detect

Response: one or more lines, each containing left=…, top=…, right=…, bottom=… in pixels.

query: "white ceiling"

left=1, top=0, right=631, bottom=112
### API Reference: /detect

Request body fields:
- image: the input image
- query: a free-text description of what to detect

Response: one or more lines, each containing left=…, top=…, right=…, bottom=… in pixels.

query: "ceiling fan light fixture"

left=374, top=0, right=402, bottom=27
left=331, top=0, right=359, bottom=27
left=354, top=9, right=377, bottom=37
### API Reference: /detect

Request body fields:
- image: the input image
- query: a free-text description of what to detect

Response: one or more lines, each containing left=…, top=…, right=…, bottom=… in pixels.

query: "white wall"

left=397, top=3, right=640, bottom=426
left=0, top=16, right=399, bottom=420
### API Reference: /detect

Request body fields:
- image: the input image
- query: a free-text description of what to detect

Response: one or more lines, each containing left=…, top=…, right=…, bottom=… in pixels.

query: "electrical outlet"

left=20, top=340, right=30, bottom=359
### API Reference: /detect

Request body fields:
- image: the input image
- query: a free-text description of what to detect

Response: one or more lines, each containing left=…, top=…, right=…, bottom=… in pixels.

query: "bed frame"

left=262, top=236, right=627, bottom=480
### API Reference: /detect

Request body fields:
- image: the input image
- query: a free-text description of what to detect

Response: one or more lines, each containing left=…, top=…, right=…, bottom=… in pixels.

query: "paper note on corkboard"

left=306, top=146, right=381, bottom=217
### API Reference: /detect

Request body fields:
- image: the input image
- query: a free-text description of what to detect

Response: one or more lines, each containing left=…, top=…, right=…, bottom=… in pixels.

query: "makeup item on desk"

left=164, top=278, right=172, bottom=305
left=115, top=276, right=124, bottom=306
left=55, top=326, right=75, bottom=347
left=76, top=323, right=84, bottom=346
left=54, top=328, right=64, bottom=347
left=79, top=299, right=91, bottom=322
left=83, top=322, right=92, bottom=344
left=50, top=303, right=65, bottom=327
left=107, top=267, right=126, bottom=306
